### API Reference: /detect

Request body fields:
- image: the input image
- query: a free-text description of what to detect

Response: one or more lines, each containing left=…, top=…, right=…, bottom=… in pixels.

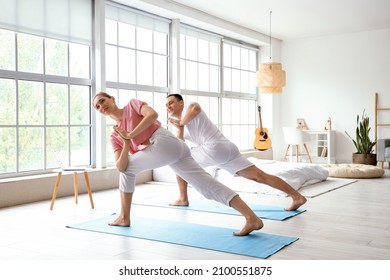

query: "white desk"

left=305, top=130, right=336, bottom=164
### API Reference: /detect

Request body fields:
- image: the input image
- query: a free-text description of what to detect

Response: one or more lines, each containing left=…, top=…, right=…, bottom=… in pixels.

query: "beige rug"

left=299, top=177, right=357, bottom=198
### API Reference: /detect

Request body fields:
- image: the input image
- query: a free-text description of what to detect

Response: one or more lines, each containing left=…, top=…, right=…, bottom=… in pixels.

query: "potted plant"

left=345, top=110, right=377, bottom=165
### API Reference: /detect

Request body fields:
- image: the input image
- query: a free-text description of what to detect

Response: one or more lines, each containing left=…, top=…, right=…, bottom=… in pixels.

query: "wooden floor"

left=0, top=169, right=390, bottom=260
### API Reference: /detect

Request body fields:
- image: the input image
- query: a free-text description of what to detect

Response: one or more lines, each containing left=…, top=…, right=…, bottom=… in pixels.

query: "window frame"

left=0, top=30, right=92, bottom=178
left=103, top=3, right=171, bottom=165
left=179, top=25, right=259, bottom=151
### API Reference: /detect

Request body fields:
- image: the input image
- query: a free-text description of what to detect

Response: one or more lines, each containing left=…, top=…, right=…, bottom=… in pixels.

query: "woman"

left=93, top=92, right=263, bottom=236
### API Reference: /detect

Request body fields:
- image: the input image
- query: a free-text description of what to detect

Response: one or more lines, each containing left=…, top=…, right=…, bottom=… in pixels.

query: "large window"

left=0, top=1, right=260, bottom=176
left=180, top=27, right=220, bottom=93
left=104, top=3, right=170, bottom=162
left=0, top=0, right=92, bottom=177
left=221, top=41, right=257, bottom=150
left=0, top=30, right=92, bottom=176
left=180, top=26, right=257, bottom=150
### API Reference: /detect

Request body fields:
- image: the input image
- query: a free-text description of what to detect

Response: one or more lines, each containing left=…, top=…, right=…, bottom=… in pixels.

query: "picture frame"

left=296, top=118, right=308, bottom=130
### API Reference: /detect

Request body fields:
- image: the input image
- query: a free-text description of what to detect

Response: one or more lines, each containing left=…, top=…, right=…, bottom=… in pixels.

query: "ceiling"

left=116, top=0, right=390, bottom=41
left=172, top=0, right=390, bottom=40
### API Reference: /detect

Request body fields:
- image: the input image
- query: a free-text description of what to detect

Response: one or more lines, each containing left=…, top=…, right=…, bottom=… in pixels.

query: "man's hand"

left=168, top=118, right=183, bottom=129
left=168, top=118, right=185, bottom=140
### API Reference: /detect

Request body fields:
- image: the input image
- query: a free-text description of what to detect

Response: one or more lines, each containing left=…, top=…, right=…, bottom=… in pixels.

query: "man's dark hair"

left=167, top=93, right=183, bottom=101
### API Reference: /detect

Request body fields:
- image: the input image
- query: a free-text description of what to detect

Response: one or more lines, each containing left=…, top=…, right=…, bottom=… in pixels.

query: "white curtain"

left=0, top=0, right=92, bottom=44
left=180, top=24, right=222, bottom=44
left=105, top=2, right=170, bottom=34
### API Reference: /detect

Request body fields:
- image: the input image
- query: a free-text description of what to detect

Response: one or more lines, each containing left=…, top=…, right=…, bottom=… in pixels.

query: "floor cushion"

left=322, top=164, right=385, bottom=178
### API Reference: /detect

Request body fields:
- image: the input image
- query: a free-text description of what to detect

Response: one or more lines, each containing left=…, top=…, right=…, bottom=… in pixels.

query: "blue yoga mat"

left=67, top=214, right=298, bottom=259
left=133, top=198, right=305, bottom=221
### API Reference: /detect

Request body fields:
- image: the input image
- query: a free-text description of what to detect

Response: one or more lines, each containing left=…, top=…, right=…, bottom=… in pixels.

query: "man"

left=165, top=93, right=307, bottom=211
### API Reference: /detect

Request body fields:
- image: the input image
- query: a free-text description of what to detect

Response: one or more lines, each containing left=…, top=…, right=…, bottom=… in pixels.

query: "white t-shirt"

left=175, top=104, right=253, bottom=175
left=183, top=104, right=228, bottom=145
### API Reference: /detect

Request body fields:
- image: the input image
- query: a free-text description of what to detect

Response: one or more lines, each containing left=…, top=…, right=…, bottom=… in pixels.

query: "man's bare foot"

left=233, top=217, right=263, bottom=236
left=285, top=195, right=307, bottom=211
left=169, top=198, right=189, bottom=207
left=108, top=216, right=130, bottom=227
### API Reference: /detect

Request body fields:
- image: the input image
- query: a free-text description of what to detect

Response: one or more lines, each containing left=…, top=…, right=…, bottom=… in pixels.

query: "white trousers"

left=119, top=128, right=237, bottom=206
left=190, top=140, right=254, bottom=176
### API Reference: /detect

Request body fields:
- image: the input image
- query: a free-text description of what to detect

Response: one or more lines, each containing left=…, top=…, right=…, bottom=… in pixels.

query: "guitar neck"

left=258, top=106, right=263, bottom=130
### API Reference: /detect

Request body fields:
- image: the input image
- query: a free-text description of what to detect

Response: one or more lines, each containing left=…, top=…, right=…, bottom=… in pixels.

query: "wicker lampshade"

left=256, top=62, right=286, bottom=93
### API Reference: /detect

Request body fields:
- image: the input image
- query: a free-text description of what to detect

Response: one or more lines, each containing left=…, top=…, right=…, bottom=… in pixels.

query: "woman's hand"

left=113, top=125, right=132, bottom=140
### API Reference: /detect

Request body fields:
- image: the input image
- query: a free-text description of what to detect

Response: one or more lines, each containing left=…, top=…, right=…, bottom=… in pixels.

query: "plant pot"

left=352, top=153, right=377, bottom=166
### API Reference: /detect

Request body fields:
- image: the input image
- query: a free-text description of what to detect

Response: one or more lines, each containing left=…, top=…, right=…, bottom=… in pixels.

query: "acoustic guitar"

left=254, top=105, right=272, bottom=150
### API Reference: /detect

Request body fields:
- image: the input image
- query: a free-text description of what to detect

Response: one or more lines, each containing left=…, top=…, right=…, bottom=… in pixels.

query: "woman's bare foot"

left=233, top=217, right=263, bottom=236
left=284, top=195, right=307, bottom=211
left=169, top=198, right=189, bottom=207
left=108, top=216, right=130, bottom=227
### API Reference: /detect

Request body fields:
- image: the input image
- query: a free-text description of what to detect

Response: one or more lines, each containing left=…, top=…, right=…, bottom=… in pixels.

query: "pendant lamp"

left=256, top=11, right=286, bottom=94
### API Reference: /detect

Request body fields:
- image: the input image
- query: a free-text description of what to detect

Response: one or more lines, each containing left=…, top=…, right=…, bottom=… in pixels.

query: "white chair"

left=282, top=127, right=312, bottom=163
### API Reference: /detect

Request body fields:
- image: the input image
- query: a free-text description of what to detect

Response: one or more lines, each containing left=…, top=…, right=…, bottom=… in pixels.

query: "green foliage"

left=0, top=32, right=91, bottom=174
left=345, top=110, right=376, bottom=154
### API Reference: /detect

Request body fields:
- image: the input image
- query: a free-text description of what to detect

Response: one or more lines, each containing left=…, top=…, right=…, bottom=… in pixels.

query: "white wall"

left=0, top=169, right=152, bottom=208
left=271, top=28, right=390, bottom=163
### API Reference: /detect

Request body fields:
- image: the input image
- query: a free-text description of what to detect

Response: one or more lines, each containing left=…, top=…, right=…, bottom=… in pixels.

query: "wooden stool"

left=50, top=168, right=94, bottom=210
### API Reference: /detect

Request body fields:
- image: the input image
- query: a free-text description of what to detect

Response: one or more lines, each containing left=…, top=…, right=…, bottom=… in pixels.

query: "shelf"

left=305, top=130, right=336, bottom=164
